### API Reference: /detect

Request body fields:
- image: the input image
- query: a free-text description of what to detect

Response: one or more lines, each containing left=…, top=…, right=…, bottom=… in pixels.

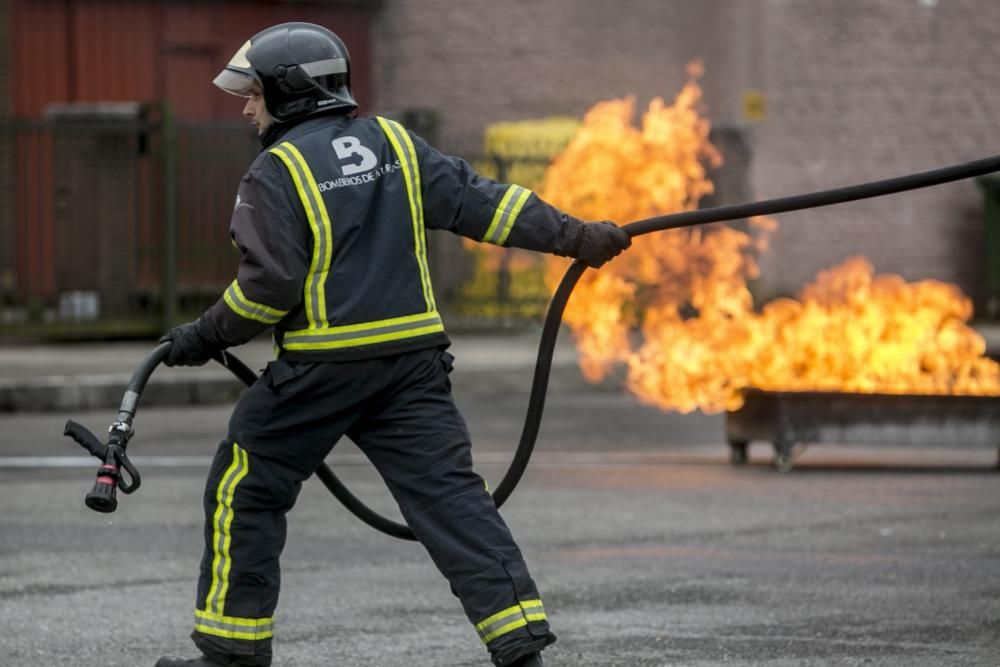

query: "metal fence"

left=0, top=108, right=553, bottom=340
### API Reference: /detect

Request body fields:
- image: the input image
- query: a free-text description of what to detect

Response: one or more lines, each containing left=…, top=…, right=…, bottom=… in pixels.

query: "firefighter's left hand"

left=573, top=221, right=632, bottom=268
left=159, top=320, right=216, bottom=367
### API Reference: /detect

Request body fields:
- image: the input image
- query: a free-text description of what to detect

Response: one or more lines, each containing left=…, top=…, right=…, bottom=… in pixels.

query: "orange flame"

left=539, top=66, right=1000, bottom=413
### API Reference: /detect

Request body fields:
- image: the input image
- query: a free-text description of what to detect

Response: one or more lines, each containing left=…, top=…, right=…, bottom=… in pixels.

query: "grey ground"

left=1, top=334, right=999, bottom=665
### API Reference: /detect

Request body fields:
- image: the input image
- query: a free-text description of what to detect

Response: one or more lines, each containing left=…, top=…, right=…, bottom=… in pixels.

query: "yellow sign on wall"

left=742, top=89, right=767, bottom=122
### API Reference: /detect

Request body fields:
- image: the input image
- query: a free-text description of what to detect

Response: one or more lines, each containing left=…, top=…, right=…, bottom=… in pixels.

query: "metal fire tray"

left=725, top=388, right=1000, bottom=471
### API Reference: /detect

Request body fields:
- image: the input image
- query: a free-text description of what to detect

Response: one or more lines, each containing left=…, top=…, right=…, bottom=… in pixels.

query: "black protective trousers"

left=190, top=347, right=554, bottom=666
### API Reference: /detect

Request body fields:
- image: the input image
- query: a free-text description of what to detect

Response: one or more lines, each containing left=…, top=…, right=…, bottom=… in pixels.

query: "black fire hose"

left=494, top=153, right=1000, bottom=506
left=63, top=341, right=423, bottom=538
left=67, top=153, right=1000, bottom=539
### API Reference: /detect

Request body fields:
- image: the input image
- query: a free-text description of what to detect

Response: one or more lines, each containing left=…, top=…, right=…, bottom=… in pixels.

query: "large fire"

left=538, top=64, right=1000, bottom=413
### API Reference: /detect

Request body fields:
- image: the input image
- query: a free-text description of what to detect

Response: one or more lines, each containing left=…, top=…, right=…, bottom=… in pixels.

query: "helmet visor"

left=213, top=39, right=257, bottom=96
left=213, top=69, right=257, bottom=97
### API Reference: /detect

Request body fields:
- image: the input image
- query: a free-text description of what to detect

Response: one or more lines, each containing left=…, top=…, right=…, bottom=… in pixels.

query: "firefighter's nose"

left=242, top=98, right=255, bottom=119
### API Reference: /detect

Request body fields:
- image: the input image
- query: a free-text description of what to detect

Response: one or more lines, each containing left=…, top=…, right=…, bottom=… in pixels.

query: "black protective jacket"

left=197, top=114, right=585, bottom=361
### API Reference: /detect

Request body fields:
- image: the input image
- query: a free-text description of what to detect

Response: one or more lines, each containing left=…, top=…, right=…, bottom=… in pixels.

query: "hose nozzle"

left=85, top=464, right=119, bottom=513
left=65, top=420, right=140, bottom=512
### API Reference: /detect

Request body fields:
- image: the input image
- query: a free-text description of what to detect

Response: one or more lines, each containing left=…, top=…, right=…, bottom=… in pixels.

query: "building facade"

left=372, top=0, right=1000, bottom=309
left=2, top=0, right=999, bottom=323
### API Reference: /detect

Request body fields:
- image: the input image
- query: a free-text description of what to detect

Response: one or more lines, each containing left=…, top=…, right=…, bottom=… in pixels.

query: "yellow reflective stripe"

left=269, top=142, right=333, bottom=329
left=475, top=599, right=547, bottom=644
left=223, top=280, right=288, bottom=324
left=269, top=145, right=323, bottom=327
left=195, top=609, right=273, bottom=641
left=393, top=124, right=435, bottom=311
left=285, top=311, right=439, bottom=337
left=520, top=598, right=547, bottom=623
left=482, top=618, right=527, bottom=644
left=216, top=445, right=250, bottom=614
left=283, top=324, right=444, bottom=351
left=375, top=117, right=435, bottom=311
left=497, top=187, right=532, bottom=245
left=205, top=443, right=249, bottom=616
left=282, top=311, right=444, bottom=351
left=476, top=603, right=523, bottom=633
left=483, top=185, right=532, bottom=246
left=483, top=186, right=518, bottom=244
left=282, top=141, right=336, bottom=326
left=196, top=609, right=273, bottom=627
left=476, top=603, right=525, bottom=644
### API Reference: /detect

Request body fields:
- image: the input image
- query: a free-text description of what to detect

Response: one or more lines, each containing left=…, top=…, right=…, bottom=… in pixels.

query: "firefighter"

left=155, top=22, right=630, bottom=667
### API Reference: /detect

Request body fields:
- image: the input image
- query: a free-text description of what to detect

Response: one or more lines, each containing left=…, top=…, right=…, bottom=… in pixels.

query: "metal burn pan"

left=725, top=388, right=1000, bottom=471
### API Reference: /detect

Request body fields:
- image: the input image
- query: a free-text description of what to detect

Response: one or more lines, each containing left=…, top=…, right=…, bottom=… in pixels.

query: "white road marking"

left=0, top=450, right=721, bottom=469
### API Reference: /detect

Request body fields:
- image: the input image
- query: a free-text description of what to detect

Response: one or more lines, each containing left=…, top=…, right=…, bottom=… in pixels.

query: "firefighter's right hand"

left=159, top=320, right=216, bottom=367
left=572, top=221, right=632, bottom=268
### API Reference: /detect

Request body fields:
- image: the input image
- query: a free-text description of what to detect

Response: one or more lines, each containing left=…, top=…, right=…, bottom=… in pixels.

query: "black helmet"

left=213, top=22, right=357, bottom=122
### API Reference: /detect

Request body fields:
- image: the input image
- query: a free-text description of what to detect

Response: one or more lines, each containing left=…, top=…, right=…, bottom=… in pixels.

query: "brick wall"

left=371, top=0, right=749, bottom=153
left=372, top=0, right=1000, bottom=307
left=752, top=0, right=1000, bottom=307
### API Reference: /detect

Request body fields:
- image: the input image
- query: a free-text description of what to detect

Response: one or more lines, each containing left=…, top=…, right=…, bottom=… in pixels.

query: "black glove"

left=567, top=220, right=632, bottom=268
left=158, top=320, right=217, bottom=367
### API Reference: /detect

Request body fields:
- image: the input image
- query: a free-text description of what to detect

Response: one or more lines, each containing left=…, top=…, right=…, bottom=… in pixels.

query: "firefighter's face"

left=243, top=84, right=273, bottom=136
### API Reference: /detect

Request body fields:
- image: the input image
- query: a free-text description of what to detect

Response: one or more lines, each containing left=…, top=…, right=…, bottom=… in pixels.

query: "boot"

left=511, top=653, right=544, bottom=667
left=155, top=656, right=226, bottom=667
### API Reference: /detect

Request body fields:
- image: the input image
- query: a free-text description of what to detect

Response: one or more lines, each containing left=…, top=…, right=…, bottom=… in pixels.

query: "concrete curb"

left=0, top=371, right=244, bottom=413
left=0, top=365, right=615, bottom=414
left=3, top=322, right=997, bottom=414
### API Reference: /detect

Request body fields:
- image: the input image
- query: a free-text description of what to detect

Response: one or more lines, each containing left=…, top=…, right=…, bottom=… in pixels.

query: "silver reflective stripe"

left=301, top=58, right=348, bottom=76
left=521, top=598, right=545, bottom=621
left=194, top=609, right=274, bottom=641
left=206, top=446, right=249, bottom=614
left=484, top=185, right=530, bottom=245
left=475, top=599, right=547, bottom=644
left=224, top=282, right=286, bottom=324
left=196, top=615, right=273, bottom=635
left=477, top=607, right=525, bottom=641
left=376, top=117, right=435, bottom=311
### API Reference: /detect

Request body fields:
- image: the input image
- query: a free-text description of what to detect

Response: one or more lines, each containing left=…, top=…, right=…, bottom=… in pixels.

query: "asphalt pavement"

left=1, top=329, right=999, bottom=665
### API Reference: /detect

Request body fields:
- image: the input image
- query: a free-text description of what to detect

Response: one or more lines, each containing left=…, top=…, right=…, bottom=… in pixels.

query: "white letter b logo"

left=332, top=136, right=378, bottom=176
